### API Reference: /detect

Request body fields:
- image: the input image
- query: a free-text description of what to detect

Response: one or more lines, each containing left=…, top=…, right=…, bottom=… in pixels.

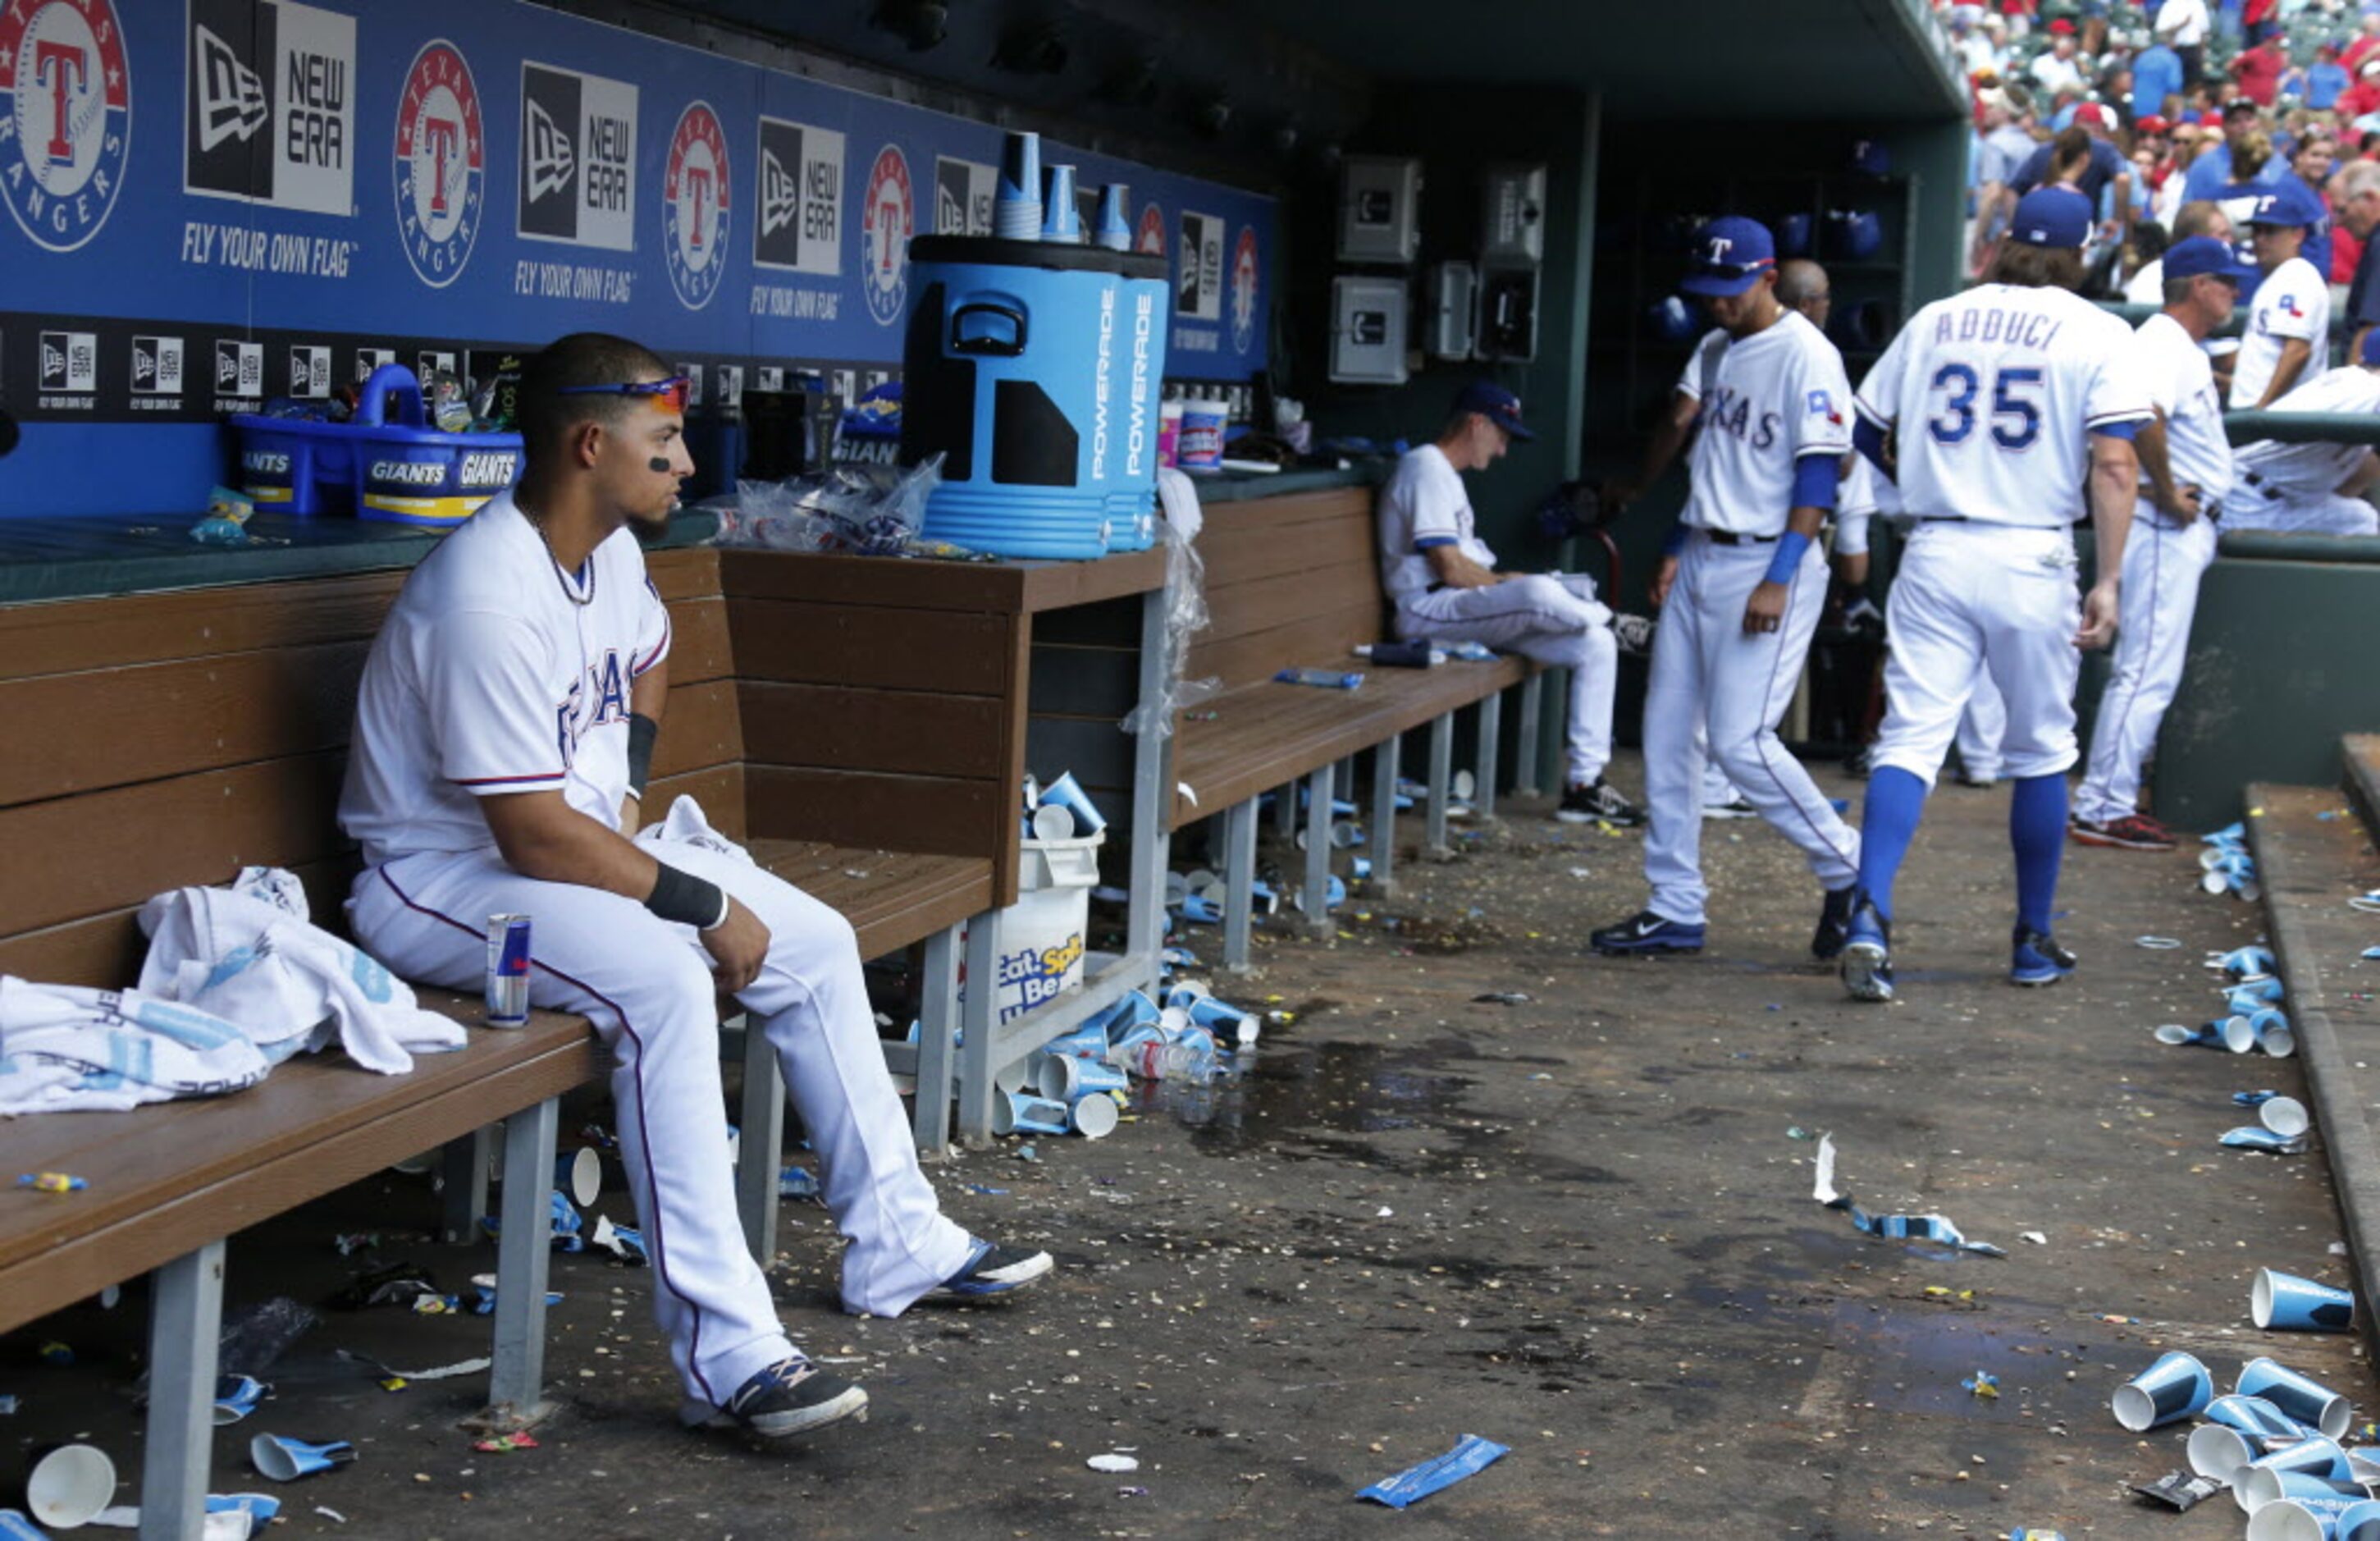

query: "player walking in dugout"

left=1839, top=189, right=2149, bottom=1003
left=339, top=332, right=1048, bottom=1442
left=1590, top=217, right=1864, bottom=959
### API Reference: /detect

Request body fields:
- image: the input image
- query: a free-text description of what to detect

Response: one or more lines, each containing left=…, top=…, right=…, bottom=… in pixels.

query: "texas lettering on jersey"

left=554, top=648, right=631, bottom=767
left=1700, top=383, right=1781, bottom=449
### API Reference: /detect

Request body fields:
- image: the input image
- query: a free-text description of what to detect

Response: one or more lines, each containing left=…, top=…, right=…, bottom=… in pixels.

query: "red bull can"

left=486, top=914, right=532, bottom=1028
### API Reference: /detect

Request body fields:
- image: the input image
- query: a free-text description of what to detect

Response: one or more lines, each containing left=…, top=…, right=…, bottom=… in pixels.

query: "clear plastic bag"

left=1120, top=510, right=1220, bottom=740
left=711, top=454, right=946, bottom=557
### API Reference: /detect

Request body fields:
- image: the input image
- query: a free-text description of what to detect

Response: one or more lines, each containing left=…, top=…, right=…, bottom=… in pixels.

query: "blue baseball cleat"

left=928, top=1239, right=1053, bottom=1301
left=1839, top=894, right=1894, bottom=1003
left=2010, top=926, right=2077, bottom=987
left=1589, top=910, right=1706, bottom=956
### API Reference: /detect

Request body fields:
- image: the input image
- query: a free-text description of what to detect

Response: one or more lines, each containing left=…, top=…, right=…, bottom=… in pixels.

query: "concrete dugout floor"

left=3, top=753, right=2365, bottom=1539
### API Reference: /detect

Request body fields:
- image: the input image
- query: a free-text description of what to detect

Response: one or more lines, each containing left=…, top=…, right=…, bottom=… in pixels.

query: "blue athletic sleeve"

left=1791, top=451, right=1839, bottom=511
left=2087, top=419, right=2142, bottom=441
left=1852, top=415, right=1892, bottom=473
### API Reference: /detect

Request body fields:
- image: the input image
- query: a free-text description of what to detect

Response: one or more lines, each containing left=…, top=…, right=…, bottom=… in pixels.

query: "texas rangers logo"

left=392, top=40, right=484, bottom=288
left=1135, top=200, right=1165, bottom=256
left=1806, top=387, right=1843, bottom=427
left=1229, top=226, right=1260, bottom=354
left=0, top=0, right=132, bottom=252
left=860, top=143, right=912, bottom=327
left=663, top=99, right=730, bottom=310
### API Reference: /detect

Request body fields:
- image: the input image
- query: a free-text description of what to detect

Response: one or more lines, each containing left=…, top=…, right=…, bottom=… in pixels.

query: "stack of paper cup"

left=1040, top=165, right=1082, bottom=243
left=996, top=131, right=1044, bottom=240
left=1094, top=184, right=1132, bottom=251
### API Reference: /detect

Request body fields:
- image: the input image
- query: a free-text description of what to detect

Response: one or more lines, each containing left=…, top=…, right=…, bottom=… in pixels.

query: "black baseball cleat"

left=1839, top=894, right=1894, bottom=1003
left=1557, top=779, right=1645, bottom=827
left=1811, top=885, right=1857, bottom=961
left=702, top=1355, right=869, bottom=1439
left=1589, top=909, right=1706, bottom=956
left=2010, top=926, right=2078, bottom=987
left=927, top=1239, right=1053, bottom=1301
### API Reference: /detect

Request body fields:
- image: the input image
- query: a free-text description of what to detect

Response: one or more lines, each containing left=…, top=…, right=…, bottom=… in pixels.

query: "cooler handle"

left=950, top=302, right=1027, bottom=358
left=355, top=364, right=428, bottom=429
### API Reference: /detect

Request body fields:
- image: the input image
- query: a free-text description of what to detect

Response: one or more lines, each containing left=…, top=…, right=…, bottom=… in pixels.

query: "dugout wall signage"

left=753, top=116, right=843, bottom=273
left=518, top=61, right=635, bottom=250
left=661, top=99, right=729, bottom=309
left=933, top=155, right=993, bottom=235
left=184, top=0, right=354, bottom=217
left=393, top=38, right=486, bottom=287
left=0, top=0, right=133, bottom=253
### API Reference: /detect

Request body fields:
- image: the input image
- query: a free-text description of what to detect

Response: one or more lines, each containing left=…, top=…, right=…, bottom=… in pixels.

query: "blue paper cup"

left=249, top=1434, right=355, bottom=1483
left=1104, top=990, right=1161, bottom=1037
left=1094, top=183, right=1132, bottom=252
left=2264, top=1098, right=2314, bottom=1139
left=1039, top=165, right=1082, bottom=243
left=2250, top=1490, right=2370, bottom=1541
left=1038, top=1051, right=1127, bottom=1101
left=1069, top=1091, right=1119, bottom=1139
left=0, top=1512, right=47, bottom=1541
left=2113, top=1349, right=2213, bottom=1431
left=990, top=1090, right=1071, bottom=1138
left=211, top=1373, right=271, bottom=1426
left=1178, top=892, right=1222, bottom=925
left=1038, top=772, right=1107, bottom=836
left=2193, top=1393, right=2314, bottom=1482
left=2336, top=1498, right=2380, bottom=1541
left=2257, top=1270, right=2357, bottom=1333
left=995, top=130, right=1042, bottom=238
left=555, top=1146, right=601, bottom=1207
left=1044, top=1018, right=1111, bottom=1061
left=2254, top=1009, right=2297, bottom=1059
left=1184, top=995, right=1252, bottom=1038
left=2242, top=1357, right=2355, bottom=1440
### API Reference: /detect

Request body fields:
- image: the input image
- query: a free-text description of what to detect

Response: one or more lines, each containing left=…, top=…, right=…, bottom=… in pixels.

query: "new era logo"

left=290, top=345, right=331, bottom=397
left=215, top=340, right=263, bottom=397
left=761, top=146, right=798, bottom=239
left=524, top=97, right=576, bottom=205
left=39, top=332, right=98, bottom=393
left=194, top=22, right=268, bottom=153
left=132, top=336, right=185, bottom=394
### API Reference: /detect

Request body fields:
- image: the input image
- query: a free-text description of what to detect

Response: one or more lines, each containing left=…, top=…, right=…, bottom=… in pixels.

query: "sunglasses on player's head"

left=558, top=374, right=692, bottom=415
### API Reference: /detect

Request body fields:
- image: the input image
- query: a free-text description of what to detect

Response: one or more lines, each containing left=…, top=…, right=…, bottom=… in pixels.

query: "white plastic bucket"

left=965, top=832, right=1103, bottom=1024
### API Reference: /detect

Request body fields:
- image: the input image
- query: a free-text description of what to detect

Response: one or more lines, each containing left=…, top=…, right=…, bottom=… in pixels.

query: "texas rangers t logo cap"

left=1678, top=216, right=1775, bottom=297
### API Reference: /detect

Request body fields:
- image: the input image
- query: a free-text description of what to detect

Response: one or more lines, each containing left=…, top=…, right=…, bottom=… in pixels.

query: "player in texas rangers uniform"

left=2230, top=181, right=2331, bottom=410
left=2071, top=236, right=2241, bottom=851
left=1590, top=217, right=1863, bottom=959
left=1840, top=189, right=2151, bottom=1002
left=2224, top=340, right=2380, bottom=535
left=340, top=334, right=1048, bottom=1443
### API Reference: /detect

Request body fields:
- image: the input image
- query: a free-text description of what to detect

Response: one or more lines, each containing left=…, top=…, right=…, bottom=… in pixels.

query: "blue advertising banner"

left=0, top=0, right=1276, bottom=516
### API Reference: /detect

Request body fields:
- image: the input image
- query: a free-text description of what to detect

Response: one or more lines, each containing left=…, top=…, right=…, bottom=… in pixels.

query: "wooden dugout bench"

left=0, top=528, right=1170, bottom=1539
left=1169, top=482, right=1546, bottom=970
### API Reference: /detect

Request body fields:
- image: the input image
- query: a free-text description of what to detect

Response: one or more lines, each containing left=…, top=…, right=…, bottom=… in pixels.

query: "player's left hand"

left=2076, top=579, right=2120, bottom=650
left=1742, top=580, right=1788, bottom=635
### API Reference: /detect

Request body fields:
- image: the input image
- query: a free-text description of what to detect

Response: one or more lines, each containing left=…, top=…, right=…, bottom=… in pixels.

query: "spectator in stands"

left=2185, top=97, right=2281, bottom=197
left=2033, top=20, right=2090, bottom=92
left=2225, top=334, right=2380, bottom=534
left=2330, top=158, right=2380, bottom=354
left=2127, top=198, right=2238, bottom=298
left=2339, top=57, right=2380, bottom=121
left=2158, top=0, right=2212, bottom=84
left=2344, top=11, right=2380, bottom=76
left=2245, top=0, right=2280, bottom=43
left=2234, top=28, right=2291, bottom=103
left=2300, top=44, right=2350, bottom=109
left=2280, top=132, right=2339, bottom=277
left=2138, top=116, right=2190, bottom=222
left=2012, top=107, right=2136, bottom=234
left=1971, top=85, right=2041, bottom=272
left=2136, top=31, right=2189, bottom=116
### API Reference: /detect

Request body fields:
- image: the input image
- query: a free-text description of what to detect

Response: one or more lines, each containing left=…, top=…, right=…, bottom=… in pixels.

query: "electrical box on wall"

left=1426, top=261, right=1477, bottom=359
left=1337, top=156, right=1423, bottom=264
left=1331, top=275, right=1410, bottom=384
left=1480, top=163, right=1547, bottom=265
left=1474, top=268, right=1538, bottom=364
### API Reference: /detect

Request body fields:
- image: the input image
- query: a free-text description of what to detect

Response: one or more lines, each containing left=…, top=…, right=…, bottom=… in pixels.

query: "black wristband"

left=626, top=712, right=660, bottom=798
left=646, top=862, right=729, bottom=930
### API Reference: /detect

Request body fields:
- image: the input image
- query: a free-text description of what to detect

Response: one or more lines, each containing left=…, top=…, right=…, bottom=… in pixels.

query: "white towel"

left=138, top=868, right=466, bottom=1075
left=635, top=794, right=754, bottom=866
left=0, top=976, right=271, bottom=1114
left=1156, top=465, right=1205, bottom=542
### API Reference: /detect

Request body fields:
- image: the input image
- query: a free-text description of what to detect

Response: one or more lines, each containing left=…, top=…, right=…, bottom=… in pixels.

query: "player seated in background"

left=1839, top=189, right=2149, bottom=1004
left=2224, top=331, right=2380, bottom=536
left=338, top=332, right=1048, bottom=1444
left=1378, top=382, right=1645, bottom=826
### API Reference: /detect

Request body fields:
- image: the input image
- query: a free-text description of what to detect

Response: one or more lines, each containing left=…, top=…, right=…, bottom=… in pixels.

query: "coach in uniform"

left=1379, top=382, right=1643, bottom=825
left=1839, top=189, right=2150, bottom=1002
left=2072, top=235, right=2241, bottom=852
left=1589, top=217, right=1862, bottom=960
left=339, top=333, right=1048, bottom=1443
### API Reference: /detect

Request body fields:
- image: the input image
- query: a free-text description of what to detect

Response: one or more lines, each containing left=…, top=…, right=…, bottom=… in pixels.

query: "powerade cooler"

left=902, top=236, right=1170, bottom=559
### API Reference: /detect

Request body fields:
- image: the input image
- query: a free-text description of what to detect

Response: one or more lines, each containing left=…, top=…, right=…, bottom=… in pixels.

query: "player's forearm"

left=1426, top=548, right=1502, bottom=588
left=484, top=793, right=661, bottom=899
left=1636, top=409, right=1693, bottom=489
left=2257, top=340, right=2314, bottom=408
left=2136, top=416, right=2184, bottom=512
left=2088, top=446, right=2140, bottom=586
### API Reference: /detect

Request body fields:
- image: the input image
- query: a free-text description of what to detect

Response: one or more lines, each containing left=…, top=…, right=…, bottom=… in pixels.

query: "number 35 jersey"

left=1853, top=282, right=2151, bottom=529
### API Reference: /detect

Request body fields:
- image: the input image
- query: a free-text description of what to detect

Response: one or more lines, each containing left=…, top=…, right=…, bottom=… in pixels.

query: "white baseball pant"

left=2241, top=488, right=2379, bottom=536
left=1957, top=665, right=2007, bottom=780
left=1871, top=521, right=2083, bottom=790
left=2075, top=513, right=2218, bottom=823
left=1396, top=573, right=1616, bottom=788
left=1641, top=533, right=1860, bottom=926
left=349, top=841, right=975, bottom=1420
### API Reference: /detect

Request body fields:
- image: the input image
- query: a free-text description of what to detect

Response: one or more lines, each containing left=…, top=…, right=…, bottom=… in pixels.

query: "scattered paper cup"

left=2113, top=1349, right=2214, bottom=1432
left=555, top=1147, right=601, bottom=1207
left=2241, top=1357, right=2355, bottom=1440
left=249, top=1434, right=354, bottom=1483
left=25, top=1444, right=114, bottom=1528
left=1030, top=803, right=1076, bottom=842
left=2337, top=1498, right=2380, bottom=1541
left=2262, top=1098, right=2313, bottom=1139
left=1069, top=1093, right=1119, bottom=1139
left=989, top=1090, right=1071, bottom=1138
left=2256, top=1270, right=2356, bottom=1333
left=2250, top=1489, right=2371, bottom=1540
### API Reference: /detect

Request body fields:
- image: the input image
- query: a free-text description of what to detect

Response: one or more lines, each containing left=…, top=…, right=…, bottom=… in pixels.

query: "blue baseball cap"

left=2359, top=329, right=2380, bottom=365
left=1450, top=381, right=1534, bottom=441
left=2246, top=181, right=2324, bottom=228
left=2008, top=187, right=2092, bottom=249
left=2163, top=235, right=2244, bottom=282
left=1678, top=216, right=1776, bottom=296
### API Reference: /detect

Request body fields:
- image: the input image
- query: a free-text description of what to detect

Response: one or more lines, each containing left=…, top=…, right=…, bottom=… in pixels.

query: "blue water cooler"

left=902, top=235, right=1170, bottom=559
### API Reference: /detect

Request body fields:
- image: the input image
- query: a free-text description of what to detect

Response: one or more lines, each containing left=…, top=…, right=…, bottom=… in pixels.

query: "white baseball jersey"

left=2135, top=311, right=2233, bottom=511
left=340, top=492, right=672, bottom=868
left=1377, top=444, right=1498, bottom=602
left=1678, top=311, right=1854, bottom=537
left=1855, top=282, right=2153, bottom=528
left=2232, top=364, right=2380, bottom=492
left=2228, top=255, right=2329, bottom=408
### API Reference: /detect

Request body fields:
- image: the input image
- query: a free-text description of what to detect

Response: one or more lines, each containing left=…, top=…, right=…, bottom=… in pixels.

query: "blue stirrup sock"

left=1855, top=766, right=1928, bottom=922
left=2010, top=772, right=2068, bottom=937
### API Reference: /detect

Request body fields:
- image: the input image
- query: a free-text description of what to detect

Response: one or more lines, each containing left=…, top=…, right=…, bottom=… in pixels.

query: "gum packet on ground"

left=1355, top=1434, right=1511, bottom=1509
left=2133, top=1470, right=2227, bottom=1511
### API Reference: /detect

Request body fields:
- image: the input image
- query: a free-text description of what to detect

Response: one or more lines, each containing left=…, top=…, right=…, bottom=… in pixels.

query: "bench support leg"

left=1301, top=766, right=1334, bottom=939
left=1127, top=580, right=1175, bottom=970
left=139, top=1240, right=223, bottom=1541
left=1425, top=711, right=1455, bottom=861
left=734, top=1014, right=784, bottom=1264
left=1368, top=733, right=1400, bottom=899
left=1271, top=779, right=1297, bottom=839
left=482, top=1096, right=560, bottom=1431
left=1476, top=690, right=1503, bottom=821
left=913, top=924, right=962, bottom=1155
left=1222, top=795, right=1259, bottom=972
left=957, top=913, right=1001, bottom=1144
left=440, top=1127, right=491, bottom=1244
left=1514, top=673, right=1545, bottom=799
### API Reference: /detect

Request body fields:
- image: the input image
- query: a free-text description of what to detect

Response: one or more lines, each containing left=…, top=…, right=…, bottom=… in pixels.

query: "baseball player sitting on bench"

left=1839, top=188, right=2149, bottom=1003
left=1589, top=217, right=1863, bottom=960
left=339, top=332, right=1048, bottom=1443
left=1377, top=382, right=1644, bottom=825
left=2224, top=332, right=2380, bottom=537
